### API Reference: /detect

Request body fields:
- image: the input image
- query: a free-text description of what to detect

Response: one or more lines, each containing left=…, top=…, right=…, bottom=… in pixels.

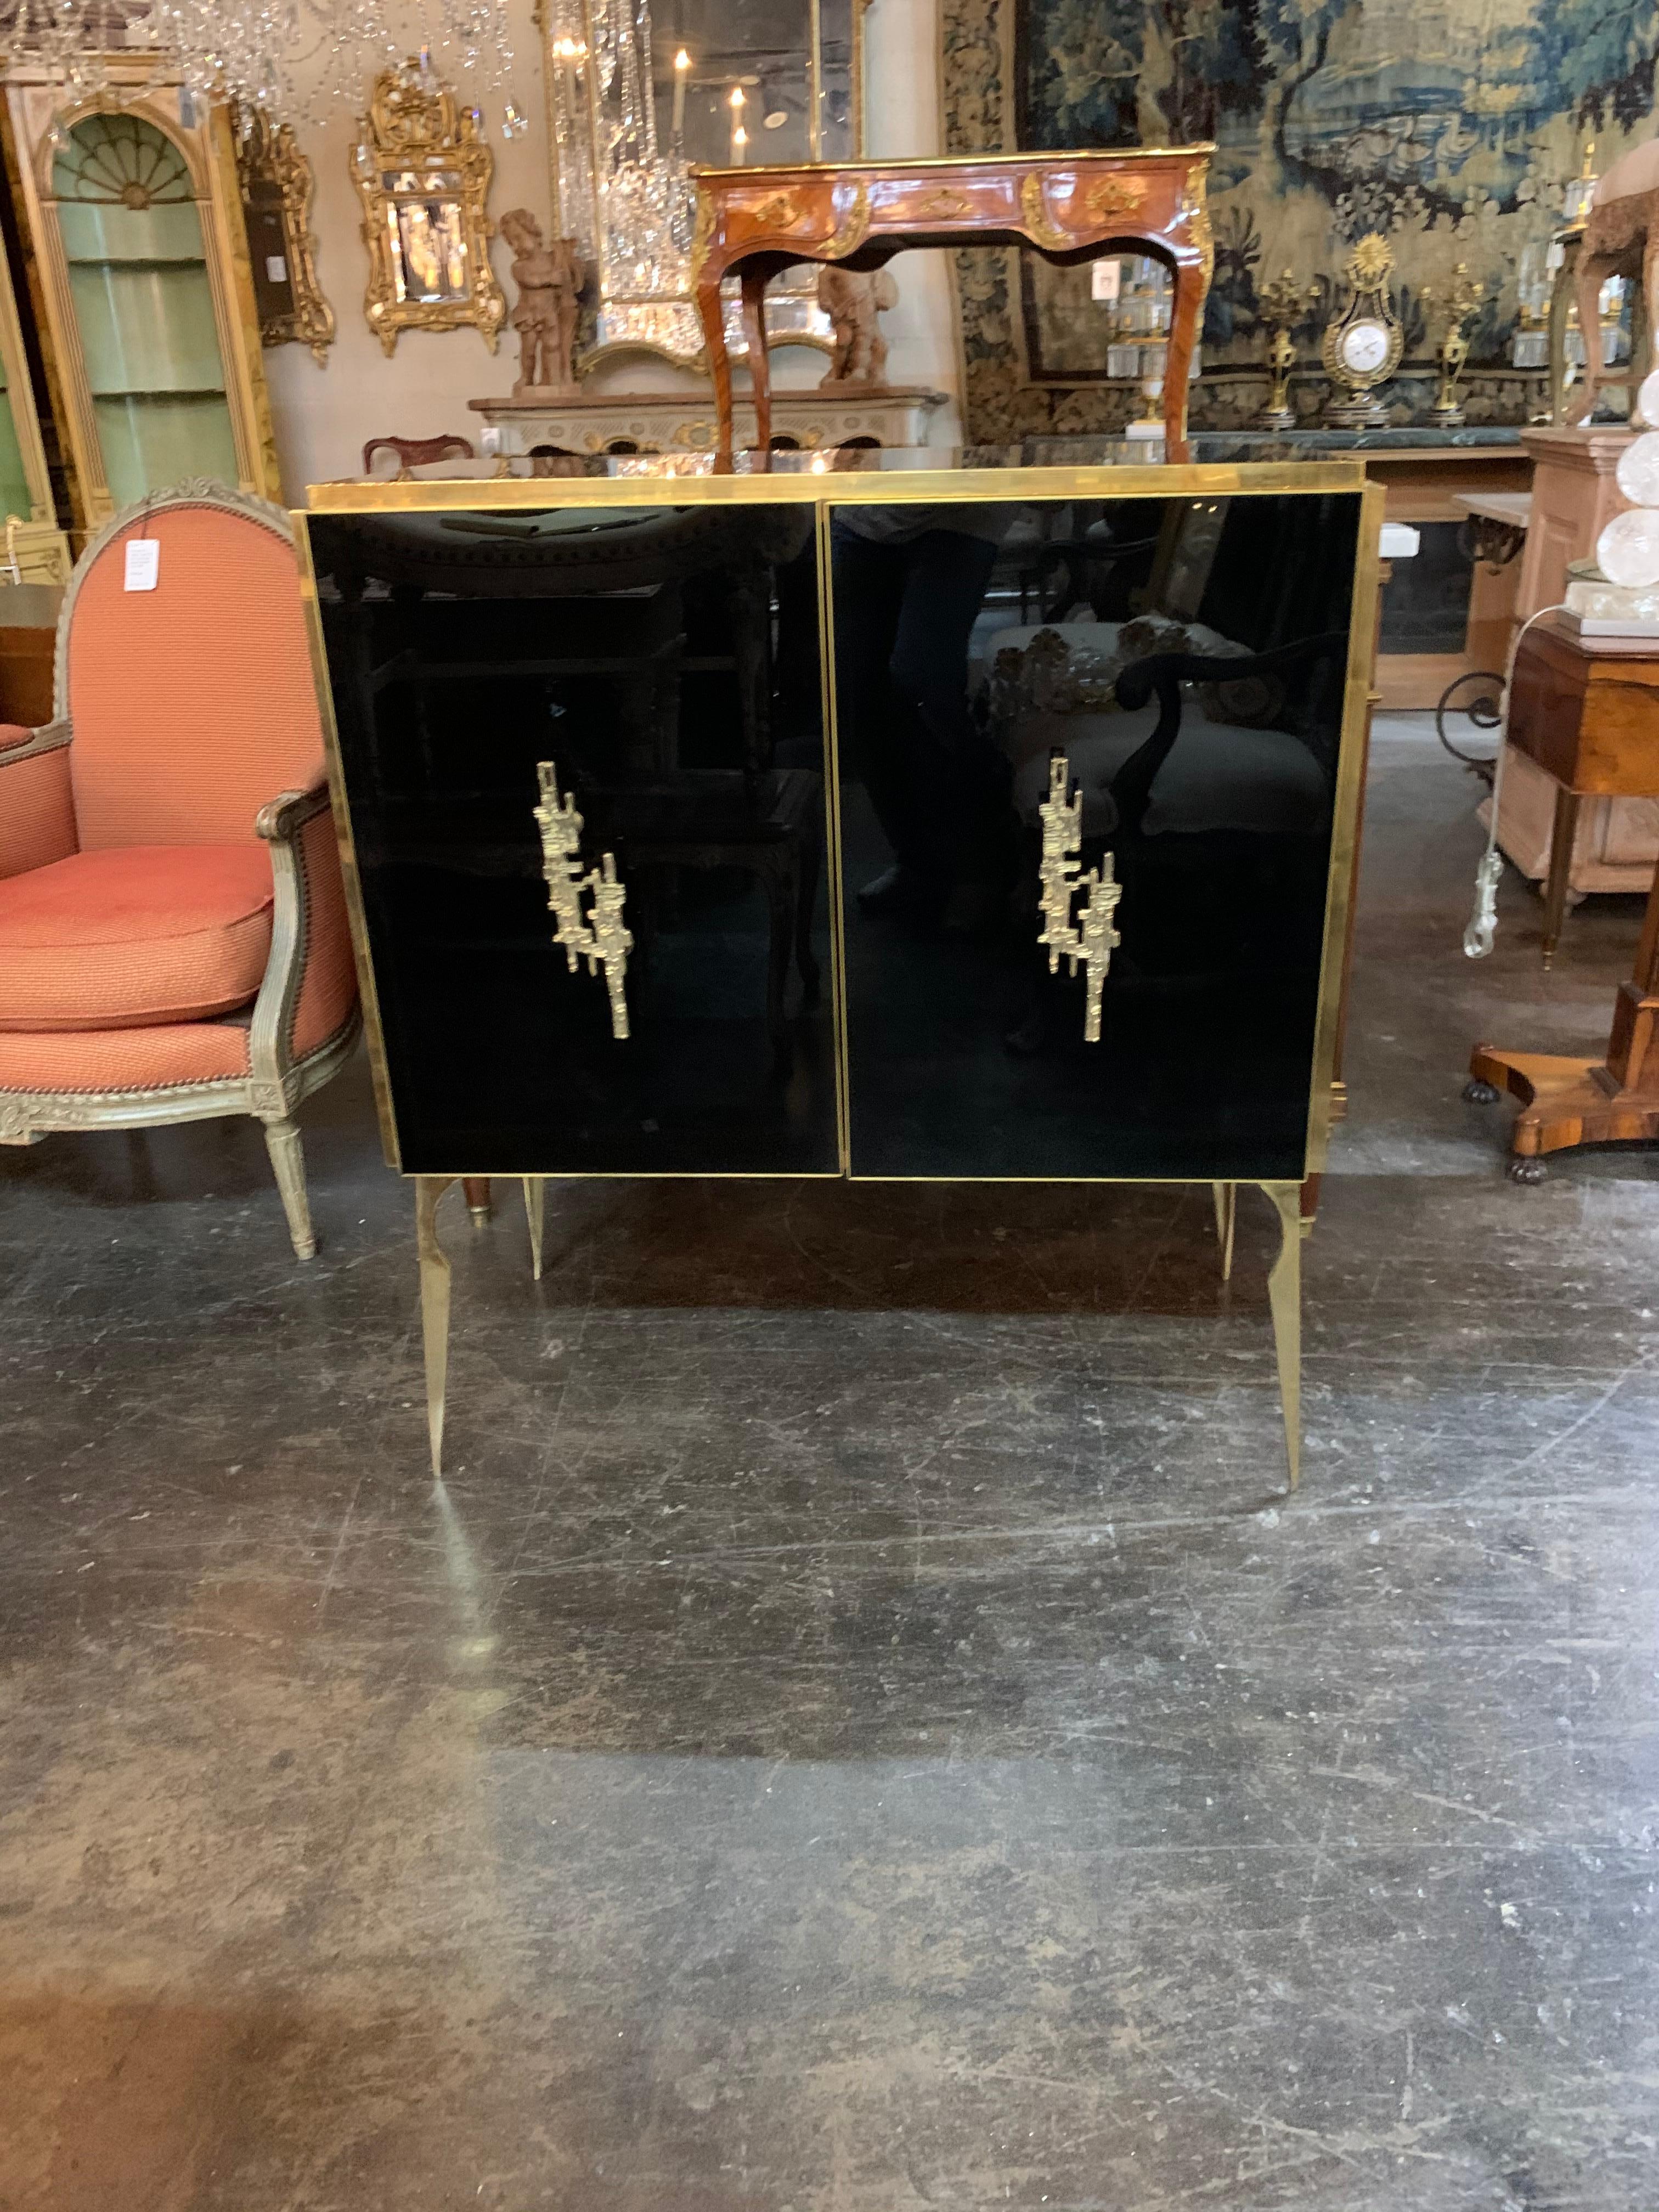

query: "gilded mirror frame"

left=351, top=61, right=506, bottom=358
left=234, top=105, right=336, bottom=365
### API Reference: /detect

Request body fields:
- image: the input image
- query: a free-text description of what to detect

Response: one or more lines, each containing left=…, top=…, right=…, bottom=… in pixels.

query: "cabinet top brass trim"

left=303, top=457, right=1369, bottom=514
left=688, top=145, right=1218, bottom=177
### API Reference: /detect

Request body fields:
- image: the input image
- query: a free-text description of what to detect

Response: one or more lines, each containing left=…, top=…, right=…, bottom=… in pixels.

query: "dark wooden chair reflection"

left=1015, top=532, right=1161, bottom=625
left=1108, top=630, right=1348, bottom=837
left=1011, top=629, right=1347, bottom=1064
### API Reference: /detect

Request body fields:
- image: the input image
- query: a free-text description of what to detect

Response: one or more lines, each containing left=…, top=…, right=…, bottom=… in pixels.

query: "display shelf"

left=1, top=72, right=279, bottom=523
left=64, top=264, right=227, bottom=395
left=83, top=384, right=227, bottom=398
left=92, top=393, right=238, bottom=510
left=0, top=373, right=34, bottom=520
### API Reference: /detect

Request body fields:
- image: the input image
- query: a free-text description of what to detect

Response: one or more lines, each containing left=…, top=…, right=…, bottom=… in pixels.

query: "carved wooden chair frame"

left=0, top=479, right=362, bottom=1257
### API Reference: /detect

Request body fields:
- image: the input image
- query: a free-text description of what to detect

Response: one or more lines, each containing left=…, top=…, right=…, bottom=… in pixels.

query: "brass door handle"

left=534, top=761, right=633, bottom=1039
left=1036, top=751, right=1121, bottom=1042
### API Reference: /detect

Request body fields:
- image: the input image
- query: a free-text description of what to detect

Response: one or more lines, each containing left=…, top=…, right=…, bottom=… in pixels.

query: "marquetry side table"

left=1469, top=851, right=1659, bottom=1177
left=1501, top=615, right=1659, bottom=964
left=691, top=148, right=1215, bottom=465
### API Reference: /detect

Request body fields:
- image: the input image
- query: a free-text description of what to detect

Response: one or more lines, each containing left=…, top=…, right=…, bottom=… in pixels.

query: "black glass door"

left=309, top=503, right=837, bottom=1177
left=828, top=490, right=1363, bottom=1182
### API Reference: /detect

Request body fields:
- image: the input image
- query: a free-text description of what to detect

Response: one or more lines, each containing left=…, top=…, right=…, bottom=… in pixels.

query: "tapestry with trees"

left=941, top=0, right=1657, bottom=436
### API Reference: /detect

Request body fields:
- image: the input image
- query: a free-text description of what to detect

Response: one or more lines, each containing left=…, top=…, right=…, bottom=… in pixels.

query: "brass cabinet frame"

left=298, top=459, right=1384, bottom=1484
left=301, top=457, right=1381, bottom=1192
left=351, top=64, right=506, bottom=359
left=2, top=61, right=280, bottom=526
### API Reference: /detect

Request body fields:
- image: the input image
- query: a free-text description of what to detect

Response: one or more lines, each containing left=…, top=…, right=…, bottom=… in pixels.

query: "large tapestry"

left=941, top=0, right=1659, bottom=440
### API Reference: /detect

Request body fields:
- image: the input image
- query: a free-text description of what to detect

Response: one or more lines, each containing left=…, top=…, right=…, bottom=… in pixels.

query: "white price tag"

left=266, top=254, right=288, bottom=283
left=124, top=539, right=160, bottom=592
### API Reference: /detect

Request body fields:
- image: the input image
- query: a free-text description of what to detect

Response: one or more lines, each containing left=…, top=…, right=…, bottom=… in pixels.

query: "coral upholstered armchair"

left=0, top=482, right=360, bottom=1256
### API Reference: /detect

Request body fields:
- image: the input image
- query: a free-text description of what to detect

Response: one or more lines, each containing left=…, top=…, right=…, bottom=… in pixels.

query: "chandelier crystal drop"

left=0, top=0, right=516, bottom=125
left=0, top=0, right=133, bottom=102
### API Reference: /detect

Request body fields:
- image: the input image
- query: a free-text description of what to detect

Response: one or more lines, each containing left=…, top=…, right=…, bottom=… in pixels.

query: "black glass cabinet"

left=302, top=453, right=1383, bottom=1485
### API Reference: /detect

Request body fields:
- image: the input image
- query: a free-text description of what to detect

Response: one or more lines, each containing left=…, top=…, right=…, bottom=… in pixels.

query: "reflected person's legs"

left=888, top=529, right=1007, bottom=896
left=831, top=525, right=936, bottom=884
left=772, top=533, right=823, bottom=757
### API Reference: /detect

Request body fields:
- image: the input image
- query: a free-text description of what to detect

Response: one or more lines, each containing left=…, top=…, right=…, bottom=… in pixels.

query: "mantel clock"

left=1321, top=233, right=1403, bottom=427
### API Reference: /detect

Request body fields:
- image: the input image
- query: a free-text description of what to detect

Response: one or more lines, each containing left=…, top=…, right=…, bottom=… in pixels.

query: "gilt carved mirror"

left=234, top=105, right=335, bottom=365
left=351, top=59, right=506, bottom=356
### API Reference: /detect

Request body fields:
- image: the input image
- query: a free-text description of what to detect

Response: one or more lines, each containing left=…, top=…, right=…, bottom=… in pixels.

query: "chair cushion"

left=0, top=1020, right=251, bottom=1096
left=1012, top=707, right=1330, bottom=838
left=0, top=844, right=273, bottom=1031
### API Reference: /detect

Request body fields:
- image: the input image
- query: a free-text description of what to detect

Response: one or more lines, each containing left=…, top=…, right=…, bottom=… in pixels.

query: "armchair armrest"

left=1110, top=633, right=1347, bottom=837
left=255, top=781, right=332, bottom=843
left=249, top=777, right=358, bottom=1111
left=0, top=717, right=71, bottom=761
left=0, top=719, right=76, bottom=878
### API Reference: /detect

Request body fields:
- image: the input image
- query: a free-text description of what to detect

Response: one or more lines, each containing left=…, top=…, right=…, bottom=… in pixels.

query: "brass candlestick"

left=1428, top=263, right=1485, bottom=425
left=1257, top=267, right=1314, bottom=429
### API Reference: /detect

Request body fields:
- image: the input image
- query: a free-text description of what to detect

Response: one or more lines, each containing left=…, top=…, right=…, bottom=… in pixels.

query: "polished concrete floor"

left=3, top=719, right=1658, bottom=2210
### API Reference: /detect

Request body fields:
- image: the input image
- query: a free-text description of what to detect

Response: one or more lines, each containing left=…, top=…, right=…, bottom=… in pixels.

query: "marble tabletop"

left=1189, top=425, right=1527, bottom=461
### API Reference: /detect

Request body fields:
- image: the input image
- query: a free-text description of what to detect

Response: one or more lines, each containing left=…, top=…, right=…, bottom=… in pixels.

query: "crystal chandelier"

left=0, top=0, right=136, bottom=103
left=0, top=0, right=517, bottom=125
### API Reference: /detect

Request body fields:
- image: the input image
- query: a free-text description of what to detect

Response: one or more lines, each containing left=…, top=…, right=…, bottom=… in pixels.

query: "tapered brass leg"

left=1261, top=1181, right=1302, bottom=1492
left=522, top=1176, right=546, bottom=1282
left=415, top=1176, right=458, bottom=1477
left=1210, top=1181, right=1237, bottom=1283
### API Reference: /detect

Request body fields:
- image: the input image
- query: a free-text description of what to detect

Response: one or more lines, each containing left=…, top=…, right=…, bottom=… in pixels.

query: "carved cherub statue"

left=499, top=207, right=585, bottom=395
left=817, top=266, right=899, bottom=387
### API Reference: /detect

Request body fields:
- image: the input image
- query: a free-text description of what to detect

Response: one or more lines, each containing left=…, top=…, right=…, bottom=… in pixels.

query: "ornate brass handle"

left=534, top=761, right=633, bottom=1040
left=1036, top=752, right=1121, bottom=1043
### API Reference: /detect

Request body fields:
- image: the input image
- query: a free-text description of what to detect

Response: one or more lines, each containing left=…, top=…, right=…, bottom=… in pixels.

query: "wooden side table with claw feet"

left=1469, top=852, right=1659, bottom=1177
